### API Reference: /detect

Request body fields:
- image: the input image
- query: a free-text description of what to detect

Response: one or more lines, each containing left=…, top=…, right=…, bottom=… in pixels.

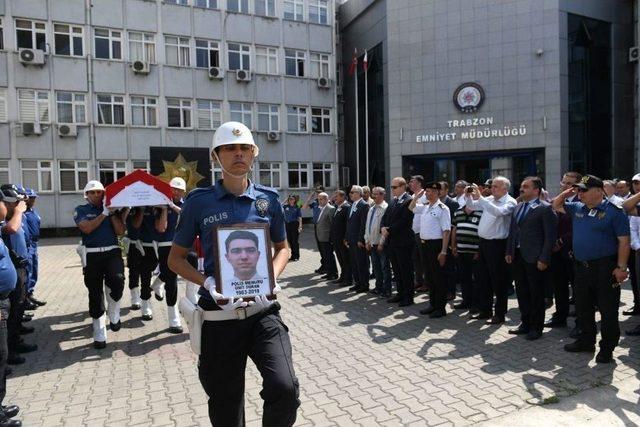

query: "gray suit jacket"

left=506, top=200, right=557, bottom=264
left=315, top=204, right=335, bottom=243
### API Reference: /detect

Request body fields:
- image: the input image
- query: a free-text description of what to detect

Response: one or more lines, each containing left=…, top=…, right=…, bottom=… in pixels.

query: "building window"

left=129, top=32, right=156, bottom=63
left=22, top=160, right=53, bottom=193
left=56, top=92, right=86, bottom=124
left=313, top=163, right=332, bottom=188
left=99, top=161, right=127, bottom=186
left=311, top=108, right=330, bottom=134
left=288, top=162, right=309, bottom=189
left=96, top=94, right=125, bottom=125
left=229, top=102, right=252, bottom=128
left=59, top=160, right=89, bottom=193
left=259, top=162, right=281, bottom=188
left=165, top=35, right=190, bottom=67
left=287, top=106, right=307, bottom=132
left=165, top=0, right=189, bottom=4
left=308, top=0, right=328, bottom=24
left=255, top=46, right=278, bottom=74
left=285, top=49, right=305, bottom=77
left=132, top=160, right=149, bottom=172
left=0, top=88, right=6, bottom=122
left=195, top=0, right=217, bottom=8
left=0, top=18, right=4, bottom=50
left=0, top=161, right=8, bottom=184
left=54, top=24, right=84, bottom=57
left=167, top=98, right=192, bottom=128
left=15, top=19, right=47, bottom=50
left=18, top=89, right=50, bottom=123
left=227, top=43, right=250, bottom=71
left=212, top=164, right=223, bottom=182
left=196, top=100, right=221, bottom=130
left=131, top=96, right=157, bottom=127
left=195, top=39, right=220, bottom=68
left=284, top=0, right=303, bottom=21
left=255, top=0, right=275, bottom=17
left=227, top=0, right=249, bottom=13
left=257, top=104, right=279, bottom=132
left=310, top=53, right=330, bottom=78
left=94, top=28, right=122, bottom=60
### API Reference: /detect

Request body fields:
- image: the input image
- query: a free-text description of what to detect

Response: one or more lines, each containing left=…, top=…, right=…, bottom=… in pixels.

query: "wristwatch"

left=617, top=266, right=630, bottom=273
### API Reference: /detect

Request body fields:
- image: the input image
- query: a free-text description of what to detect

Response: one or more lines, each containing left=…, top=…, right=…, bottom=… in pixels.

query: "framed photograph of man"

left=212, top=223, right=276, bottom=302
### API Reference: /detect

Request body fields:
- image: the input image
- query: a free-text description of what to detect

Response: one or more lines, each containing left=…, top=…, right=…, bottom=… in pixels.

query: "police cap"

left=0, top=184, right=26, bottom=202
left=425, top=181, right=442, bottom=190
left=573, top=174, right=603, bottom=191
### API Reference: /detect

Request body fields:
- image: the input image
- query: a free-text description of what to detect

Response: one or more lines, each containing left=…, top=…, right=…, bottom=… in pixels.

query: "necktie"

left=517, top=202, right=530, bottom=223
left=368, top=207, right=376, bottom=233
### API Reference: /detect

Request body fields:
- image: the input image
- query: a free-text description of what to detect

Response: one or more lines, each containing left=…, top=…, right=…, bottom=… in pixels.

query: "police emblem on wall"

left=255, top=198, right=270, bottom=217
left=150, top=147, right=212, bottom=192
left=453, top=82, right=485, bottom=113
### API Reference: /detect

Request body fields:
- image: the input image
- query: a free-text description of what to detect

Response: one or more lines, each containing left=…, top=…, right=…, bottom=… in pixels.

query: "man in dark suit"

left=315, top=192, right=337, bottom=280
left=381, top=177, right=415, bottom=306
left=345, top=185, right=370, bottom=292
left=506, top=176, right=557, bottom=340
left=329, top=190, right=351, bottom=286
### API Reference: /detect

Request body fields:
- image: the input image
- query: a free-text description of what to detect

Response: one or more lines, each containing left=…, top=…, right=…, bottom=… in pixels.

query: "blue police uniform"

left=283, top=204, right=302, bottom=261
left=74, top=203, right=124, bottom=320
left=564, top=199, right=630, bottom=354
left=156, top=201, right=183, bottom=307
left=126, top=209, right=144, bottom=293
left=173, top=180, right=298, bottom=426
left=0, top=230, right=16, bottom=411
left=0, top=236, right=16, bottom=296
left=138, top=207, right=161, bottom=303
left=24, top=207, right=40, bottom=294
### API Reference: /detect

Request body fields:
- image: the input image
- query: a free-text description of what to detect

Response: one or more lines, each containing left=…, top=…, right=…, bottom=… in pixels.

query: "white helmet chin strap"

left=212, top=150, right=254, bottom=180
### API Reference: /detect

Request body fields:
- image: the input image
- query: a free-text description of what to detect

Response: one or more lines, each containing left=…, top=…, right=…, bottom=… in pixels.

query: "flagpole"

left=364, top=53, right=369, bottom=186
left=354, top=57, right=360, bottom=184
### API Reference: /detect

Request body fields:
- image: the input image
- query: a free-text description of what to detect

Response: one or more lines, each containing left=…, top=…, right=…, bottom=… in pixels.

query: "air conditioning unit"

left=58, top=124, right=78, bottom=138
left=236, top=69, right=252, bottom=82
left=208, top=67, right=224, bottom=80
left=630, top=47, right=640, bottom=63
left=21, top=122, right=42, bottom=136
left=267, top=131, right=280, bottom=142
left=132, top=60, right=150, bottom=74
left=18, top=48, right=46, bottom=66
left=317, top=77, right=331, bottom=88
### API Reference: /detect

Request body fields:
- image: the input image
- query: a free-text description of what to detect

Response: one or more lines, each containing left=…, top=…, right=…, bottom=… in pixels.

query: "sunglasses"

left=390, top=185, right=400, bottom=189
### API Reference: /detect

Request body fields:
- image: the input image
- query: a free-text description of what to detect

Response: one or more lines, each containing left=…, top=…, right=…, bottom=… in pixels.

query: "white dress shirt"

left=364, top=201, right=388, bottom=245
left=414, top=199, right=451, bottom=240
left=411, top=194, right=427, bottom=234
left=631, top=216, right=640, bottom=251
left=467, top=193, right=517, bottom=240
left=607, top=194, right=624, bottom=208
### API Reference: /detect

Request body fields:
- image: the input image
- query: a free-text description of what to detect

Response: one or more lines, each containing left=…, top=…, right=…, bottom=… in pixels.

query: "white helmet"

left=84, top=180, right=105, bottom=194
left=211, top=121, right=259, bottom=157
left=169, top=177, right=187, bottom=191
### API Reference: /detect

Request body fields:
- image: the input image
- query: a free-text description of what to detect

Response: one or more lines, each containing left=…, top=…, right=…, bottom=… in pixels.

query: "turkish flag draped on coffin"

left=104, top=170, right=173, bottom=208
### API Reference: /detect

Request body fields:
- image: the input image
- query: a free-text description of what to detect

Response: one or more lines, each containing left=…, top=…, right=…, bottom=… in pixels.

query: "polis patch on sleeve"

left=255, top=198, right=269, bottom=217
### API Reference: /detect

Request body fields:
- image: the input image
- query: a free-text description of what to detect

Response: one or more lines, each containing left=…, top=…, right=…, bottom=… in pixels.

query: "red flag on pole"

left=363, top=49, right=368, bottom=72
left=348, top=47, right=358, bottom=76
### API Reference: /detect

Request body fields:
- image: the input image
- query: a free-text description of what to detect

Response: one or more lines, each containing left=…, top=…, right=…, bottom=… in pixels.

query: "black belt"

left=575, top=255, right=616, bottom=268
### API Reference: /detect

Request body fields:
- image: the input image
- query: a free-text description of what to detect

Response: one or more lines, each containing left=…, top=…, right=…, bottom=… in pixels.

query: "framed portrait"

left=212, top=223, right=276, bottom=303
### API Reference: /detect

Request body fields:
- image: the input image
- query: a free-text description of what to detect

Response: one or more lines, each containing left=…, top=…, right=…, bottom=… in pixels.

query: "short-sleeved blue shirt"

left=309, top=200, right=322, bottom=224
left=283, top=204, right=302, bottom=223
left=0, top=234, right=17, bottom=294
left=74, top=203, right=118, bottom=248
left=565, top=200, right=630, bottom=262
left=157, top=200, right=183, bottom=242
left=1, top=219, right=29, bottom=260
left=140, top=207, right=161, bottom=243
left=173, top=180, right=285, bottom=301
left=24, top=209, right=41, bottom=243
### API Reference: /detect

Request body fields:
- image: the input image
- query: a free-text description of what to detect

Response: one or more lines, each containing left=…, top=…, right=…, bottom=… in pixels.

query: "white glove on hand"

left=168, top=200, right=177, bottom=210
left=249, top=294, right=275, bottom=310
left=102, top=205, right=110, bottom=216
left=273, top=281, right=282, bottom=295
left=203, top=276, right=248, bottom=311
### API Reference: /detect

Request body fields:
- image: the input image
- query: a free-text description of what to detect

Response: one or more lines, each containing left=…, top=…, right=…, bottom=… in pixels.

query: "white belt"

left=156, top=241, right=173, bottom=247
left=142, top=241, right=158, bottom=257
left=141, top=242, right=155, bottom=247
left=202, top=305, right=264, bottom=321
left=86, top=245, right=119, bottom=253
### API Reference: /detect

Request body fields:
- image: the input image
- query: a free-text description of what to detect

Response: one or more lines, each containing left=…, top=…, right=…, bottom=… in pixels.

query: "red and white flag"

left=363, top=49, right=368, bottom=72
left=348, top=47, right=358, bottom=76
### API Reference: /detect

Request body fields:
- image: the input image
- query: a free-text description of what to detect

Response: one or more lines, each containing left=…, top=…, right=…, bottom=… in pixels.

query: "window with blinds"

left=59, top=160, right=89, bottom=192
left=196, top=100, right=221, bottom=130
left=18, top=89, right=50, bottom=123
left=0, top=88, right=6, bottom=122
left=0, top=160, right=9, bottom=185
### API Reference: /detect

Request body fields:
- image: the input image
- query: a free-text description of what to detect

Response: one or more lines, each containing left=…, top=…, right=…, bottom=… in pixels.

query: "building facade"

left=0, top=0, right=338, bottom=228
left=339, top=0, right=636, bottom=194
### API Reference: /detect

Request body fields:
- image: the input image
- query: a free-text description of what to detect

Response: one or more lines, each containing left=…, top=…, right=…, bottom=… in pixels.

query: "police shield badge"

left=255, top=198, right=269, bottom=217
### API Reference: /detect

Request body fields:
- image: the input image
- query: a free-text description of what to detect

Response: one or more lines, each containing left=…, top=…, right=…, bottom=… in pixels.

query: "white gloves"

left=203, top=276, right=282, bottom=311
left=102, top=205, right=110, bottom=216
left=168, top=200, right=177, bottom=210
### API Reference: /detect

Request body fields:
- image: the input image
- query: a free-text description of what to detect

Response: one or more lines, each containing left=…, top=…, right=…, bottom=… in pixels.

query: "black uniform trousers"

left=550, top=251, right=573, bottom=321
left=332, top=240, right=351, bottom=283
left=388, top=243, right=415, bottom=304
left=285, top=222, right=300, bottom=260
left=477, top=238, right=509, bottom=318
left=574, top=256, right=620, bottom=353
left=349, top=244, right=369, bottom=289
left=7, top=267, right=26, bottom=354
left=512, top=250, right=546, bottom=333
left=457, top=252, right=479, bottom=308
left=140, top=246, right=159, bottom=301
left=412, top=233, right=426, bottom=287
left=127, top=245, right=143, bottom=290
left=629, top=250, right=639, bottom=309
left=157, top=245, right=178, bottom=306
left=0, top=296, right=8, bottom=407
left=83, top=249, right=125, bottom=319
left=318, top=242, right=337, bottom=275
left=421, top=239, right=447, bottom=311
left=198, top=299, right=300, bottom=427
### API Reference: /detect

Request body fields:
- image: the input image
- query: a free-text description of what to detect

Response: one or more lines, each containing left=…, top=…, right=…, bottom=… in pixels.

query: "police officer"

left=137, top=205, right=161, bottom=320
left=23, top=189, right=45, bottom=308
left=124, top=207, right=144, bottom=310
left=153, top=177, right=185, bottom=333
left=283, top=195, right=302, bottom=261
left=410, top=182, right=451, bottom=318
left=168, top=121, right=299, bottom=426
left=74, top=180, right=126, bottom=348
left=0, top=191, right=22, bottom=426
left=553, top=175, right=630, bottom=363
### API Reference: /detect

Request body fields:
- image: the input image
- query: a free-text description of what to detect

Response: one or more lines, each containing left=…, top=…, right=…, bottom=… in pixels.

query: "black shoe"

left=564, top=341, right=595, bottom=353
left=328, top=278, right=342, bottom=284
left=93, top=340, right=106, bottom=350
left=15, top=342, right=37, bottom=354
left=356, top=287, right=369, bottom=293
left=169, top=326, right=183, bottom=334
left=508, top=325, right=530, bottom=335
left=387, top=295, right=401, bottom=303
left=348, top=285, right=359, bottom=292
left=569, top=326, right=582, bottom=339
left=419, top=306, right=435, bottom=315
left=486, top=315, right=504, bottom=325
left=470, top=311, right=492, bottom=320
left=368, top=289, right=380, bottom=295
left=324, top=274, right=338, bottom=281
left=623, top=307, right=640, bottom=316
left=626, top=325, right=640, bottom=336
left=2, top=405, right=19, bottom=418
left=289, top=258, right=299, bottom=262
left=338, top=281, right=352, bottom=287
left=21, top=314, right=32, bottom=322
left=23, top=301, right=37, bottom=311
left=429, top=309, right=446, bottom=319
left=0, top=417, right=21, bottom=427
left=131, top=303, right=141, bottom=310
left=525, top=330, right=542, bottom=341
left=314, top=268, right=326, bottom=274
left=6, top=355, right=24, bottom=365
left=18, top=326, right=34, bottom=335
left=544, top=318, right=567, bottom=328
left=28, top=296, right=46, bottom=306
left=382, top=292, right=392, bottom=299
left=469, top=308, right=480, bottom=316
left=142, top=314, right=153, bottom=321
left=595, top=350, right=614, bottom=364
left=109, top=320, right=121, bottom=332
left=398, top=301, right=414, bottom=307
left=453, top=302, right=470, bottom=310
